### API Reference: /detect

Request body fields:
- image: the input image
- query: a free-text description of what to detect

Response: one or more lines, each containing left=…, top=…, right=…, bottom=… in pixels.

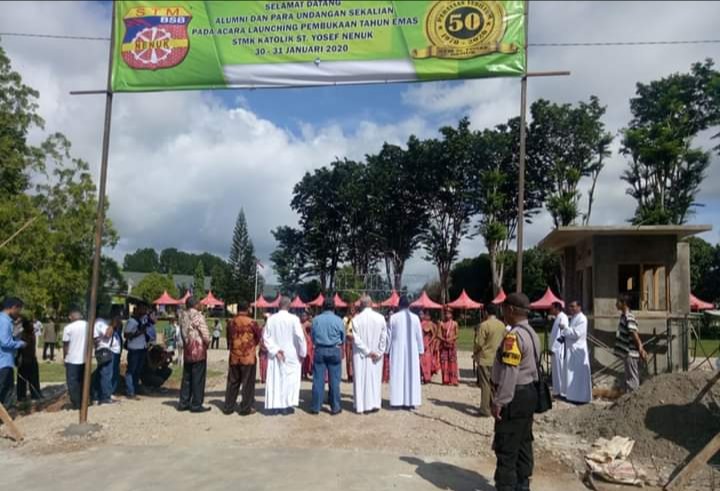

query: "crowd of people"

left=0, top=290, right=652, bottom=491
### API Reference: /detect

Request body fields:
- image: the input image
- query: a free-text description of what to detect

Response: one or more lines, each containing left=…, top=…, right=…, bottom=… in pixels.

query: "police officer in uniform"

left=492, top=293, right=541, bottom=491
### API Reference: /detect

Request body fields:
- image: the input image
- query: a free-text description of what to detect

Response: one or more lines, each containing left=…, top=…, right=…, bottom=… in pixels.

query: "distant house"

left=121, top=271, right=212, bottom=296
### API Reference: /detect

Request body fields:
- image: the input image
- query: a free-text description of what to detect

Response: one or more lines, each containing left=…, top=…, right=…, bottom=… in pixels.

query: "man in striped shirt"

left=614, top=294, right=648, bottom=392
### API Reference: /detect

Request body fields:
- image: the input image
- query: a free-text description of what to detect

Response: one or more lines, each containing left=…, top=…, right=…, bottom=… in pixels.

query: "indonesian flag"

left=256, top=259, right=264, bottom=269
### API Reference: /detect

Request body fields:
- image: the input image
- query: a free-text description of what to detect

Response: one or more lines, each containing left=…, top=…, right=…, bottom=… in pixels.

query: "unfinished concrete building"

left=539, top=225, right=712, bottom=386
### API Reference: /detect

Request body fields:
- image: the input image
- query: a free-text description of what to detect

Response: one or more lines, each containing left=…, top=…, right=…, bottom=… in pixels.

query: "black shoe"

left=222, top=408, right=234, bottom=415
left=177, top=405, right=190, bottom=412
left=190, top=406, right=212, bottom=413
left=239, top=408, right=257, bottom=416
left=308, top=410, right=320, bottom=415
left=330, top=409, right=342, bottom=416
left=283, top=407, right=295, bottom=415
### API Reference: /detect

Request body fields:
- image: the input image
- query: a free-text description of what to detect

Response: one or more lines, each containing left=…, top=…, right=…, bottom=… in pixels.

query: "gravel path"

left=1, top=350, right=589, bottom=488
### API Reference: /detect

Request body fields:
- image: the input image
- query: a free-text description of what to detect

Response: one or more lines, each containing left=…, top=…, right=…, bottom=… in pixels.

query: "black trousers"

left=493, top=384, right=537, bottom=491
left=43, top=342, right=55, bottom=360
left=0, top=367, right=14, bottom=407
left=179, top=360, right=207, bottom=410
left=17, top=359, right=42, bottom=400
left=211, top=337, right=220, bottom=349
left=65, top=363, right=85, bottom=410
left=224, top=363, right=256, bottom=413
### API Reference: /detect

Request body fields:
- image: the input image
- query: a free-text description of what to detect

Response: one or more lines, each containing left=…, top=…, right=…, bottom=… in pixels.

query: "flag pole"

left=253, top=261, right=259, bottom=320
left=77, top=1, right=116, bottom=425
left=515, top=0, right=530, bottom=293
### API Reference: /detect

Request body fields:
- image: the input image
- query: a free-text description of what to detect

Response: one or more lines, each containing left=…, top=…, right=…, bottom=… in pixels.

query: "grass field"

left=456, top=325, right=549, bottom=352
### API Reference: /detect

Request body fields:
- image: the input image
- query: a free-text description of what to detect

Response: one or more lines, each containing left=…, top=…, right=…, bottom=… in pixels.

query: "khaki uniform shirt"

left=491, top=320, right=540, bottom=408
left=474, top=316, right=506, bottom=366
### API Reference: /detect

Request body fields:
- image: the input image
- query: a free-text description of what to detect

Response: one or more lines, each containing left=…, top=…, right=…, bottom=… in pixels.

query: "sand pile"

left=553, top=371, right=720, bottom=465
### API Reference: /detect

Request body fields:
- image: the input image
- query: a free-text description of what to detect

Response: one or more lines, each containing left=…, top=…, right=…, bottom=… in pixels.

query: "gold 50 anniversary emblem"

left=412, top=0, right=518, bottom=59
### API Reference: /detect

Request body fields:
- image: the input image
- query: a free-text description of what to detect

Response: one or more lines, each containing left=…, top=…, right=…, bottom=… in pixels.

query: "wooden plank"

left=664, top=431, right=720, bottom=490
left=0, top=402, right=23, bottom=442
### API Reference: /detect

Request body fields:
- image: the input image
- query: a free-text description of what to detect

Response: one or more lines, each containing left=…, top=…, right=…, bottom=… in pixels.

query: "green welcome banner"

left=111, top=0, right=525, bottom=92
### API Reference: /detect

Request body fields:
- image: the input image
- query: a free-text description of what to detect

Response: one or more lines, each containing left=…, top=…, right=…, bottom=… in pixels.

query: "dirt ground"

left=4, top=350, right=713, bottom=489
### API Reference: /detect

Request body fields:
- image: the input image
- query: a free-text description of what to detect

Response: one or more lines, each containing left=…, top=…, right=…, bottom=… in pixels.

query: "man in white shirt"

left=562, top=301, right=592, bottom=404
left=91, top=308, right=117, bottom=405
left=263, top=297, right=307, bottom=415
left=352, top=295, right=388, bottom=414
left=549, top=301, right=569, bottom=398
left=62, top=309, right=87, bottom=410
left=124, top=304, right=148, bottom=399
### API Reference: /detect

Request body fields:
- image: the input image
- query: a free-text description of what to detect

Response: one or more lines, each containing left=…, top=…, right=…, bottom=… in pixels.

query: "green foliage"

left=621, top=60, right=720, bottom=225
left=227, top=209, right=256, bottom=303
left=193, top=261, right=206, bottom=298
left=366, top=140, right=430, bottom=289
left=530, top=96, right=612, bottom=227
left=474, top=118, right=546, bottom=293
left=420, top=118, right=478, bottom=303
left=132, top=272, right=178, bottom=304
left=270, top=225, right=307, bottom=295
left=0, top=45, right=118, bottom=319
left=291, top=163, right=351, bottom=291
left=122, top=247, right=159, bottom=272
left=688, top=237, right=720, bottom=303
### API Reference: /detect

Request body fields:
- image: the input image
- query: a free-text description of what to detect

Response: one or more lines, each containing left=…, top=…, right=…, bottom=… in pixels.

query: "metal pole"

left=253, top=263, right=259, bottom=320
left=516, top=0, right=530, bottom=293
left=79, top=2, right=116, bottom=424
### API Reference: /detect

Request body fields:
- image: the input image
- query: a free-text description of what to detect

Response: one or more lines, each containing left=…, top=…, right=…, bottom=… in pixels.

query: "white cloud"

left=1, top=0, right=719, bottom=292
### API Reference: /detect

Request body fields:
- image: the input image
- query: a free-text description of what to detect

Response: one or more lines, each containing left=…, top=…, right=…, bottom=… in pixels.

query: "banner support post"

left=515, top=0, right=530, bottom=294
left=77, top=1, right=116, bottom=425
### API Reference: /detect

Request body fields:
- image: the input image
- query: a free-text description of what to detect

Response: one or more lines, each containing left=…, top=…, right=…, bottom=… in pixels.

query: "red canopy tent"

left=289, top=296, right=307, bottom=309
left=447, top=289, right=483, bottom=310
left=690, top=293, right=714, bottom=311
left=252, top=295, right=273, bottom=309
left=411, top=291, right=443, bottom=310
left=268, top=295, right=281, bottom=309
left=200, top=290, right=224, bottom=307
left=307, top=293, right=325, bottom=308
left=153, top=290, right=181, bottom=306
left=381, top=290, right=400, bottom=308
left=491, top=288, right=507, bottom=305
left=333, top=293, right=348, bottom=308
left=530, top=287, right=564, bottom=310
left=179, top=290, right=191, bottom=305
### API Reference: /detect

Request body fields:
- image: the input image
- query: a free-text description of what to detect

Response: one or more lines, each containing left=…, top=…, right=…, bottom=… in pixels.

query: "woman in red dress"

left=420, top=311, right=437, bottom=384
left=301, top=312, right=314, bottom=380
left=438, top=308, right=459, bottom=386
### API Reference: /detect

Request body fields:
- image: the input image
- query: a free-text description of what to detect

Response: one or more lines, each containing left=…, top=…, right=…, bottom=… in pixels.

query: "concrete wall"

left=560, top=235, right=691, bottom=386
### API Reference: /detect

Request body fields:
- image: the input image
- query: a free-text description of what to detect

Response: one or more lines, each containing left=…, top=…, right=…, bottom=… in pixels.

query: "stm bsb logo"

left=121, top=6, right=192, bottom=70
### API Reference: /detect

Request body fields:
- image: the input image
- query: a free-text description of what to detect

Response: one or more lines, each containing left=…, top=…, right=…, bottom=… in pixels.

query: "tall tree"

left=227, top=209, right=256, bottom=303
left=291, top=165, right=348, bottom=292
left=366, top=140, right=429, bottom=289
left=270, top=226, right=307, bottom=295
left=133, top=272, right=179, bottom=304
left=122, top=248, right=160, bottom=272
left=621, top=59, right=720, bottom=224
left=688, top=237, right=720, bottom=303
left=420, top=119, right=478, bottom=303
left=474, top=119, right=547, bottom=294
left=530, top=96, right=613, bottom=227
left=193, top=260, right=205, bottom=298
left=336, top=159, right=382, bottom=277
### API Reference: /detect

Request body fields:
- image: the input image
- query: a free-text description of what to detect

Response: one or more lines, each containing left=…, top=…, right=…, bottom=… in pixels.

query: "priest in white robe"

left=549, top=301, right=569, bottom=398
left=387, top=296, right=424, bottom=408
left=562, top=300, right=592, bottom=404
left=263, top=296, right=307, bottom=414
left=352, top=295, right=388, bottom=414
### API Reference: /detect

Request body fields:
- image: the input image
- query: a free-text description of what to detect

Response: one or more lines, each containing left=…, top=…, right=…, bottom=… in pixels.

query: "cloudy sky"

left=1, top=1, right=719, bottom=289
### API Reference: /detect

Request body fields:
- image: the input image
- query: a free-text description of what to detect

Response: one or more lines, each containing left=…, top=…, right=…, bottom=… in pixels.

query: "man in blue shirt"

left=0, top=297, right=27, bottom=407
left=310, top=296, right=345, bottom=414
